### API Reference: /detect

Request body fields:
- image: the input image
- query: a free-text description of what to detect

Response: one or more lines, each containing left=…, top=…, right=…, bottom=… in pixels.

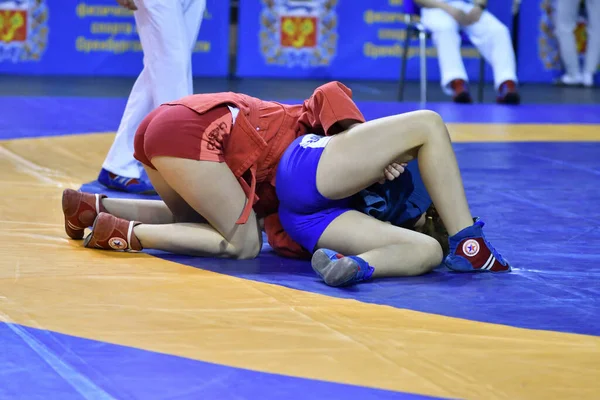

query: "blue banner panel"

left=517, top=0, right=600, bottom=84
left=236, top=0, right=513, bottom=82
left=0, top=0, right=229, bottom=77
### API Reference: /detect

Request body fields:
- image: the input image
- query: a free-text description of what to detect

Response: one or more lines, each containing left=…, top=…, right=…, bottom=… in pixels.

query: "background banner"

left=517, top=0, right=599, bottom=84
left=3, top=0, right=593, bottom=84
left=236, top=0, right=513, bottom=82
left=0, top=0, right=230, bottom=76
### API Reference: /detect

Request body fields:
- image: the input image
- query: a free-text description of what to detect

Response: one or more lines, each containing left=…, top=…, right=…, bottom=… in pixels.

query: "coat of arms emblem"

left=0, top=0, right=49, bottom=62
left=260, top=0, right=338, bottom=68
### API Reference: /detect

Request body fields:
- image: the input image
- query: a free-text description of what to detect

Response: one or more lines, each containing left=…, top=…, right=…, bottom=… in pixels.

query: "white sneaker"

left=582, top=73, right=594, bottom=87
left=558, top=74, right=583, bottom=86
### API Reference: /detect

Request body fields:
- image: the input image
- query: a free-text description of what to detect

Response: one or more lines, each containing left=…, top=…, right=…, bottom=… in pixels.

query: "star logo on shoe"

left=108, top=237, right=127, bottom=250
left=462, top=239, right=480, bottom=257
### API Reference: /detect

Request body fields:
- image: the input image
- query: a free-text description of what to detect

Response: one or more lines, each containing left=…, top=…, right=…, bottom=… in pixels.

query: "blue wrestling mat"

left=2, top=94, right=599, bottom=400
left=80, top=140, right=600, bottom=337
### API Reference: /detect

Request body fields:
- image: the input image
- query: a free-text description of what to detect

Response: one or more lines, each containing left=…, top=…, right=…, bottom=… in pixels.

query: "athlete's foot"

left=311, top=249, right=374, bottom=287
left=450, top=79, right=473, bottom=104
left=84, top=212, right=142, bottom=252
left=496, top=80, right=521, bottom=105
left=62, top=189, right=107, bottom=240
left=98, top=168, right=156, bottom=195
left=582, top=73, right=594, bottom=88
left=444, top=219, right=511, bottom=273
left=554, top=73, right=583, bottom=87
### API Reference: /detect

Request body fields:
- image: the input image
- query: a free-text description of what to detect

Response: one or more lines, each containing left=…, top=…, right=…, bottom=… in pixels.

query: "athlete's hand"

left=378, top=163, right=407, bottom=184
left=116, top=0, right=137, bottom=10
left=444, top=6, right=470, bottom=25
left=463, top=6, right=483, bottom=25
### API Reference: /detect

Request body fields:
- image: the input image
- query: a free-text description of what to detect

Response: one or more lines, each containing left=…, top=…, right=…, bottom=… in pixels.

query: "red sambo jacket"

left=167, top=81, right=365, bottom=259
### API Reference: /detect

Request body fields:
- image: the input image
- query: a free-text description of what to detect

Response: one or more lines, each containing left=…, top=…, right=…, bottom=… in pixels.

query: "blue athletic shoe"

left=311, top=249, right=375, bottom=287
left=444, top=219, right=511, bottom=273
left=97, top=168, right=156, bottom=195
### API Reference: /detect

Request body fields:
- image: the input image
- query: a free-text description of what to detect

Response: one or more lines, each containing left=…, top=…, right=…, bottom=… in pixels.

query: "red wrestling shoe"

left=62, top=189, right=107, bottom=240
left=450, top=79, right=473, bottom=104
left=84, top=213, right=142, bottom=252
left=496, top=80, right=521, bottom=105
left=444, top=220, right=511, bottom=273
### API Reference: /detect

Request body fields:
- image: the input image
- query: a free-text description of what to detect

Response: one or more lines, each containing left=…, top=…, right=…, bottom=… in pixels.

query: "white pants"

left=421, top=1, right=517, bottom=94
left=102, top=0, right=206, bottom=178
left=555, top=0, right=600, bottom=77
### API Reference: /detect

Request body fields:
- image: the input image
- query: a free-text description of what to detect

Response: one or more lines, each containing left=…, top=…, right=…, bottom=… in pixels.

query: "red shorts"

left=133, top=104, right=232, bottom=169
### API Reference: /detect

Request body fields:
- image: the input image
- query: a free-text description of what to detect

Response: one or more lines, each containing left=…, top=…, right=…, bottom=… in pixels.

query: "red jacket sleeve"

left=299, top=81, right=366, bottom=136
left=264, top=213, right=312, bottom=260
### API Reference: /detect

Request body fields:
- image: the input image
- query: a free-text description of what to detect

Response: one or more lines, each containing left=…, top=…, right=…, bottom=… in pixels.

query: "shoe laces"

left=475, top=220, right=507, bottom=265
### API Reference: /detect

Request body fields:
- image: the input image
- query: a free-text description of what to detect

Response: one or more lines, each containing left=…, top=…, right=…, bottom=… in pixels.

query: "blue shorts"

left=276, top=134, right=352, bottom=253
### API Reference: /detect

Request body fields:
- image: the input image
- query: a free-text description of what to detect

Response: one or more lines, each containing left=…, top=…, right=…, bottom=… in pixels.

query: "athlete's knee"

left=424, top=236, right=444, bottom=267
left=390, top=110, right=447, bottom=149
left=417, top=110, right=447, bottom=139
left=418, top=109, right=444, bottom=126
left=424, top=10, right=459, bottom=35
left=229, top=231, right=263, bottom=260
left=411, top=236, right=444, bottom=276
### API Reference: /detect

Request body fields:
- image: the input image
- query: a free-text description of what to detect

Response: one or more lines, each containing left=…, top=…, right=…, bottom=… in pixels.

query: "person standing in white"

left=415, top=0, right=520, bottom=104
left=555, top=0, right=599, bottom=87
left=99, top=0, right=207, bottom=194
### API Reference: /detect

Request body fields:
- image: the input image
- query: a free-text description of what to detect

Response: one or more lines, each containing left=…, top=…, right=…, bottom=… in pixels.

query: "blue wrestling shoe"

left=311, top=249, right=375, bottom=287
left=98, top=168, right=156, bottom=195
left=444, top=219, right=511, bottom=273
